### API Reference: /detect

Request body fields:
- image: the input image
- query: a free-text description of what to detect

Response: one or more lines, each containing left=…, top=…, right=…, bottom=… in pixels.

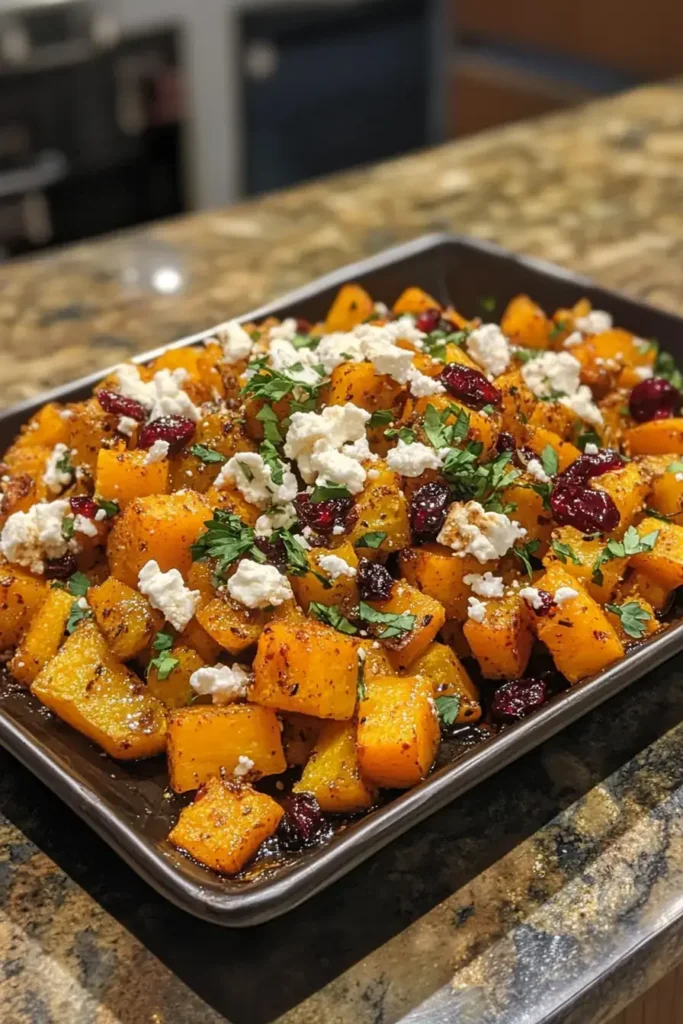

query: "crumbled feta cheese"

left=466, top=323, right=511, bottom=378
left=189, top=663, right=250, bottom=704
left=362, top=335, right=415, bottom=383
left=42, top=443, right=73, bottom=494
left=437, top=500, right=526, bottom=563
left=519, top=586, right=544, bottom=610
left=562, top=331, right=583, bottom=348
left=76, top=596, right=89, bottom=611
left=374, top=301, right=389, bottom=317
left=559, top=385, right=603, bottom=426
left=634, top=366, right=654, bottom=380
left=575, top=310, right=613, bottom=336
left=143, top=439, right=170, bottom=464
left=463, top=571, right=505, bottom=598
left=526, top=458, right=550, bottom=483
left=95, top=508, right=107, bottom=521
left=342, top=435, right=377, bottom=465
left=113, top=363, right=156, bottom=407
left=584, top=442, right=599, bottom=455
left=386, top=439, right=443, bottom=477
left=113, top=364, right=199, bottom=423
left=318, top=554, right=357, bottom=579
left=117, top=415, right=138, bottom=437
left=137, top=560, right=200, bottom=632
left=676, top=473, right=683, bottom=483
left=315, top=331, right=366, bottom=374
left=268, top=337, right=323, bottom=386
left=467, top=597, right=488, bottom=622
left=227, top=559, right=293, bottom=609
left=284, top=403, right=370, bottom=483
left=0, top=499, right=70, bottom=573
left=214, top=320, right=253, bottom=364
left=73, top=514, right=98, bottom=538
left=233, top=755, right=255, bottom=778
left=215, top=451, right=298, bottom=508
left=310, top=446, right=367, bottom=494
left=406, top=365, right=446, bottom=397
left=521, top=351, right=581, bottom=398
left=332, top=524, right=345, bottom=536
left=380, top=316, right=427, bottom=346
left=554, top=586, right=579, bottom=606
left=58, top=409, right=74, bottom=420
left=269, top=318, right=299, bottom=342
left=254, top=503, right=298, bottom=538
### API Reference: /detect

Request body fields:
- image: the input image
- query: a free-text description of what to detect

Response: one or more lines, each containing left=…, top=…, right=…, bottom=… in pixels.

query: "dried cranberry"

left=439, top=364, right=501, bottom=411
left=294, top=492, right=354, bottom=534
left=558, top=449, right=624, bottom=485
left=296, top=318, right=311, bottom=333
left=410, top=481, right=451, bottom=540
left=496, top=432, right=517, bottom=453
left=531, top=589, right=555, bottom=617
left=415, top=308, right=445, bottom=334
left=137, top=416, right=196, bottom=451
left=550, top=483, right=620, bottom=534
left=491, top=677, right=549, bottom=723
left=43, top=553, right=78, bottom=580
left=253, top=536, right=287, bottom=569
left=96, top=389, right=147, bottom=423
left=357, top=558, right=394, bottom=601
left=629, top=377, right=681, bottom=422
left=69, top=496, right=98, bottom=519
left=277, top=793, right=329, bottom=852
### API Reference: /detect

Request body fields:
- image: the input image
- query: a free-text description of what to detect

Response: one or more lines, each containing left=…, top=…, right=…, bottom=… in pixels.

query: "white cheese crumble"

left=59, top=409, right=74, bottom=420
left=233, top=755, right=255, bottom=778
left=227, top=559, right=293, bottom=609
left=269, top=318, right=299, bottom=342
left=554, top=586, right=579, bottom=606
left=143, top=440, right=170, bottom=464
left=113, top=364, right=199, bottom=423
left=73, top=514, right=98, bottom=538
left=268, top=337, right=322, bottom=386
left=42, top=443, right=73, bottom=494
left=215, top=451, right=298, bottom=508
left=284, top=402, right=370, bottom=483
left=309, top=447, right=367, bottom=494
left=519, top=586, right=545, bottom=610
left=362, top=335, right=415, bottom=383
left=634, top=366, right=654, bottom=380
left=76, top=596, right=89, bottom=611
left=214, top=320, right=253, bottom=364
left=521, top=351, right=581, bottom=398
left=312, top=319, right=424, bottom=376
left=254, top=503, right=297, bottom=538
left=584, top=442, right=599, bottom=455
left=437, top=500, right=526, bottom=563
left=117, top=415, right=138, bottom=437
left=559, top=386, right=603, bottom=426
left=318, top=554, right=357, bottom=580
left=189, top=663, right=250, bottom=704
left=0, top=499, right=71, bottom=573
left=406, top=365, right=446, bottom=397
left=314, top=331, right=366, bottom=374
left=137, top=560, right=200, bottom=632
left=467, top=597, right=488, bottom=623
left=95, top=508, right=107, bottom=521
left=463, top=572, right=505, bottom=598
left=466, top=323, right=511, bottom=378
left=386, top=439, right=444, bottom=477
left=575, top=310, right=613, bottom=336
left=562, top=331, right=583, bottom=348
left=526, top=458, right=551, bottom=483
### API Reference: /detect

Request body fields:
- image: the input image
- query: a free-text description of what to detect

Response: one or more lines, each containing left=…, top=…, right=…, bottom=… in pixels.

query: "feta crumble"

left=214, top=320, right=253, bottom=364
left=634, top=366, right=654, bottom=380
left=526, top=458, right=551, bottom=484
left=521, top=351, right=581, bottom=398
left=554, top=586, right=579, bottom=606
left=406, top=365, right=446, bottom=397
left=189, top=663, right=250, bottom=704
left=559, top=386, right=604, bottom=426
left=113, top=364, right=199, bottom=423
left=137, top=560, right=200, bottom=632
left=284, top=403, right=370, bottom=483
left=269, top=318, right=299, bottom=342
left=437, top=500, right=526, bottom=563
left=386, top=439, right=444, bottom=477
left=254, top=503, right=298, bottom=538
left=42, top=443, right=73, bottom=494
left=362, top=335, right=415, bottom=383
left=73, top=514, right=98, bottom=538
left=463, top=572, right=505, bottom=598
left=233, top=755, right=255, bottom=778
left=227, top=559, right=293, bottom=609
left=562, top=331, right=583, bottom=348
left=309, top=446, right=367, bottom=494
left=215, top=451, right=298, bottom=508
left=466, top=323, right=511, bottom=378
left=584, top=442, right=599, bottom=455
left=0, top=499, right=71, bottom=573
left=575, top=310, right=613, bottom=336
left=519, top=586, right=544, bottom=610
left=467, top=596, right=488, bottom=622
left=143, top=440, right=170, bottom=464
left=318, top=554, right=357, bottom=579
left=117, top=415, right=138, bottom=437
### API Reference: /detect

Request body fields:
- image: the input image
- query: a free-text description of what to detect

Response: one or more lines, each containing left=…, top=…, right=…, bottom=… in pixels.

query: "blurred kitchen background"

left=0, top=0, right=678, bottom=260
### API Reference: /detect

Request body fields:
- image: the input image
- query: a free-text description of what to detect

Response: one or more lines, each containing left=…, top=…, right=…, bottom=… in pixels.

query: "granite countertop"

left=3, top=81, right=683, bottom=1024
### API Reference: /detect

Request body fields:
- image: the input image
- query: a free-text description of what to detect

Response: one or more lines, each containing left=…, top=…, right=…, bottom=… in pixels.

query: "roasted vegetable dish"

left=2, top=282, right=683, bottom=875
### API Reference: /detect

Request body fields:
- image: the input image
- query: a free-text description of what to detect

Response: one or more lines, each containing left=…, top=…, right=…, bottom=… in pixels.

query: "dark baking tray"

left=2, top=232, right=683, bottom=927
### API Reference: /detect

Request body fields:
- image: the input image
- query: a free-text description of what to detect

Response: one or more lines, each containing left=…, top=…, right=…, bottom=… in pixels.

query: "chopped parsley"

left=355, top=531, right=387, bottom=550
left=65, top=601, right=92, bottom=634
left=654, top=347, right=683, bottom=391
left=667, top=461, right=683, bottom=475
left=309, top=480, right=352, bottom=503
left=548, top=319, right=567, bottom=340
left=384, top=426, right=416, bottom=444
left=190, top=510, right=265, bottom=577
left=367, top=409, right=394, bottom=429
left=512, top=539, right=540, bottom=577
left=604, top=601, right=652, bottom=639
left=97, top=499, right=119, bottom=519
left=551, top=540, right=581, bottom=566
left=592, top=526, right=659, bottom=585
left=259, top=440, right=285, bottom=485
left=189, top=444, right=227, bottom=464
left=55, top=449, right=74, bottom=477
left=356, top=602, right=416, bottom=640
left=308, top=602, right=358, bottom=635
left=357, top=653, right=367, bottom=701
left=274, top=528, right=330, bottom=589
left=576, top=429, right=601, bottom=452
left=147, top=630, right=180, bottom=680
left=61, top=516, right=75, bottom=541
left=423, top=404, right=470, bottom=450
left=241, top=364, right=322, bottom=404
left=256, top=405, right=284, bottom=443
left=435, top=694, right=461, bottom=726
left=540, top=445, right=559, bottom=478
left=479, top=296, right=497, bottom=314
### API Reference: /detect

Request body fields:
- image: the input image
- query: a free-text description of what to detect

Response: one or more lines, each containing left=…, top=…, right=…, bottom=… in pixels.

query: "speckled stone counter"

left=3, top=82, right=683, bottom=1024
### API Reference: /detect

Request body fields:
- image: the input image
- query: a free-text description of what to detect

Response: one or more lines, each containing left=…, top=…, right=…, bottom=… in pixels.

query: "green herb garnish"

left=354, top=532, right=387, bottom=550
left=189, top=444, right=227, bottom=465
left=512, top=539, right=541, bottom=577
left=259, top=440, right=285, bottom=485
left=540, top=445, right=559, bottom=478
left=308, top=602, right=358, bottom=635
left=147, top=630, right=180, bottom=680
left=592, top=526, right=659, bottom=585
left=65, top=601, right=92, bottom=634
left=256, top=405, right=284, bottom=443
left=435, top=694, right=461, bottom=726
left=97, top=499, right=119, bottom=519
left=190, top=510, right=265, bottom=576
left=367, top=409, right=394, bottom=429
left=551, top=540, right=581, bottom=566
left=604, top=601, right=652, bottom=639
left=309, top=481, right=352, bottom=503
left=356, top=602, right=416, bottom=640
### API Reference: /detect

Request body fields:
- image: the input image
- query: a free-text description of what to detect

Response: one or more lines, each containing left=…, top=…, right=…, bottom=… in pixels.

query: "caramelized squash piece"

left=146, top=645, right=205, bottom=709
left=324, top=283, right=374, bottom=332
left=281, top=712, right=321, bottom=768
left=392, top=286, right=439, bottom=316
left=501, top=294, right=550, bottom=350
left=95, top=446, right=170, bottom=507
left=294, top=721, right=377, bottom=813
left=88, top=576, right=162, bottom=660
left=357, top=675, right=439, bottom=788
left=406, top=641, right=481, bottom=723
left=289, top=541, right=359, bottom=611
left=0, top=567, right=47, bottom=650
left=347, top=462, right=410, bottom=555
left=464, top=594, right=534, bottom=680
left=399, top=543, right=495, bottom=621
left=624, top=418, right=683, bottom=456
left=630, top=516, right=683, bottom=590
left=10, top=586, right=73, bottom=685
left=196, top=597, right=268, bottom=655
left=368, top=580, right=446, bottom=672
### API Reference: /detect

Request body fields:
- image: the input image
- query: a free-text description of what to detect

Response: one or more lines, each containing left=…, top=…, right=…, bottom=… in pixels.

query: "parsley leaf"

left=480, top=296, right=497, bottom=314
left=667, top=461, right=683, bottom=475
left=355, top=532, right=387, bottom=550
left=147, top=630, right=180, bottom=680
left=512, top=539, right=540, bottom=577
left=310, top=481, right=352, bottom=503
left=384, top=426, right=416, bottom=444
left=604, top=601, right=652, bottom=639
left=241, top=365, right=322, bottom=404
left=66, top=601, right=92, bottom=634
left=577, top=429, right=601, bottom=452
left=290, top=333, right=319, bottom=350
left=259, top=440, right=284, bottom=485
left=367, top=409, right=394, bottom=429
left=592, top=526, right=659, bottom=584
left=356, top=602, right=416, bottom=640
left=56, top=449, right=74, bottom=476
left=548, top=319, right=567, bottom=340
left=540, top=445, right=559, bottom=478
left=256, top=405, right=284, bottom=443
left=67, top=571, right=90, bottom=597
left=654, top=348, right=683, bottom=391
left=551, top=540, right=581, bottom=565
left=190, top=510, right=265, bottom=576
left=61, top=516, right=75, bottom=541
left=275, top=528, right=331, bottom=589
left=189, top=444, right=227, bottom=465
left=309, top=602, right=358, bottom=635
left=97, top=499, right=119, bottom=519
left=435, top=694, right=461, bottom=726
left=423, top=404, right=470, bottom=450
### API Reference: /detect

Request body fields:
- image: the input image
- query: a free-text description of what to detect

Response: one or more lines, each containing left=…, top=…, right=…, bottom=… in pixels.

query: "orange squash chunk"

left=196, top=597, right=268, bottom=655
left=502, top=294, right=551, bottom=350
left=324, top=283, right=374, bottom=332
left=399, top=543, right=494, bottom=621
left=630, top=516, right=683, bottom=590
left=294, top=721, right=377, bottom=813
left=10, top=586, right=73, bottom=685
left=405, top=641, right=481, bottom=723
left=88, top=576, right=162, bottom=660
left=392, top=286, right=439, bottom=316
left=624, top=418, right=683, bottom=456
left=368, top=580, right=445, bottom=672
left=95, top=446, right=170, bottom=507
left=357, top=675, right=439, bottom=788
left=0, top=567, right=47, bottom=650
left=464, top=594, right=534, bottom=680
left=146, top=645, right=205, bottom=709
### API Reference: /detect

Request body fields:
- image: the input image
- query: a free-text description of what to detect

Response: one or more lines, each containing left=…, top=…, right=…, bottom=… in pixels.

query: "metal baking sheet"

left=1, top=233, right=682, bottom=926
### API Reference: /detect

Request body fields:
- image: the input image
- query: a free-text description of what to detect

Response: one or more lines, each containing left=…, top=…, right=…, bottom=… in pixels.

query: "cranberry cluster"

left=550, top=448, right=624, bottom=534
left=439, top=364, right=501, bottom=411
left=628, top=377, right=681, bottom=423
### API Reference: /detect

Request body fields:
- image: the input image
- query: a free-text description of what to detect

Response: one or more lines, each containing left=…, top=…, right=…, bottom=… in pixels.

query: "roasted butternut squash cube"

left=324, top=283, right=374, bottom=332
left=169, top=411, right=255, bottom=493
left=464, top=594, right=534, bottom=680
left=106, top=491, right=210, bottom=587
left=196, top=597, right=268, bottom=655
left=542, top=525, right=627, bottom=604
left=591, top=461, right=650, bottom=536
left=294, top=721, right=377, bottom=813
left=16, top=403, right=70, bottom=449
left=368, top=580, right=445, bottom=671
left=648, top=461, right=683, bottom=525
left=405, top=642, right=481, bottom=723
left=168, top=776, right=283, bottom=875
left=495, top=370, right=536, bottom=442
left=177, top=617, right=223, bottom=662
left=0, top=447, right=51, bottom=520
left=502, top=483, right=553, bottom=553
left=167, top=703, right=286, bottom=792
left=325, top=361, right=403, bottom=414
left=502, top=294, right=551, bottom=349
left=524, top=425, right=581, bottom=472
left=146, top=645, right=205, bottom=709
left=624, top=418, right=683, bottom=456
left=392, top=286, right=439, bottom=316
left=31, top=620, right=167, bottom=759
left=347, top=462, right=410, bottom=555
left=0, top=567, right=47, bottom=650
left=289, top=541, right=359, bottom=610
left=10, top=586, right=73, bottom=685
left=95, top=446, right=170, bottom=508
left=533, top=567, right=624, bottom=684
left=604, top=596, right=660, bottom=644
left=399, top=543, right=496, bottom=621
left=252, top=618, right=357, bottom=719
left=356, top=638, right=394, bottom=678
left=630, top=516, right=683, bottom=590
left=88, top=576, right=162, bottom=660
left=528, top=401, right=578, bottom=440
left=357, top=675, right=439, bottom=788
left=67, top=397, right=120, bottom=473
left=281, top=712, right=321, bottom=767
left=618, top=568, right=672, bottom=613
